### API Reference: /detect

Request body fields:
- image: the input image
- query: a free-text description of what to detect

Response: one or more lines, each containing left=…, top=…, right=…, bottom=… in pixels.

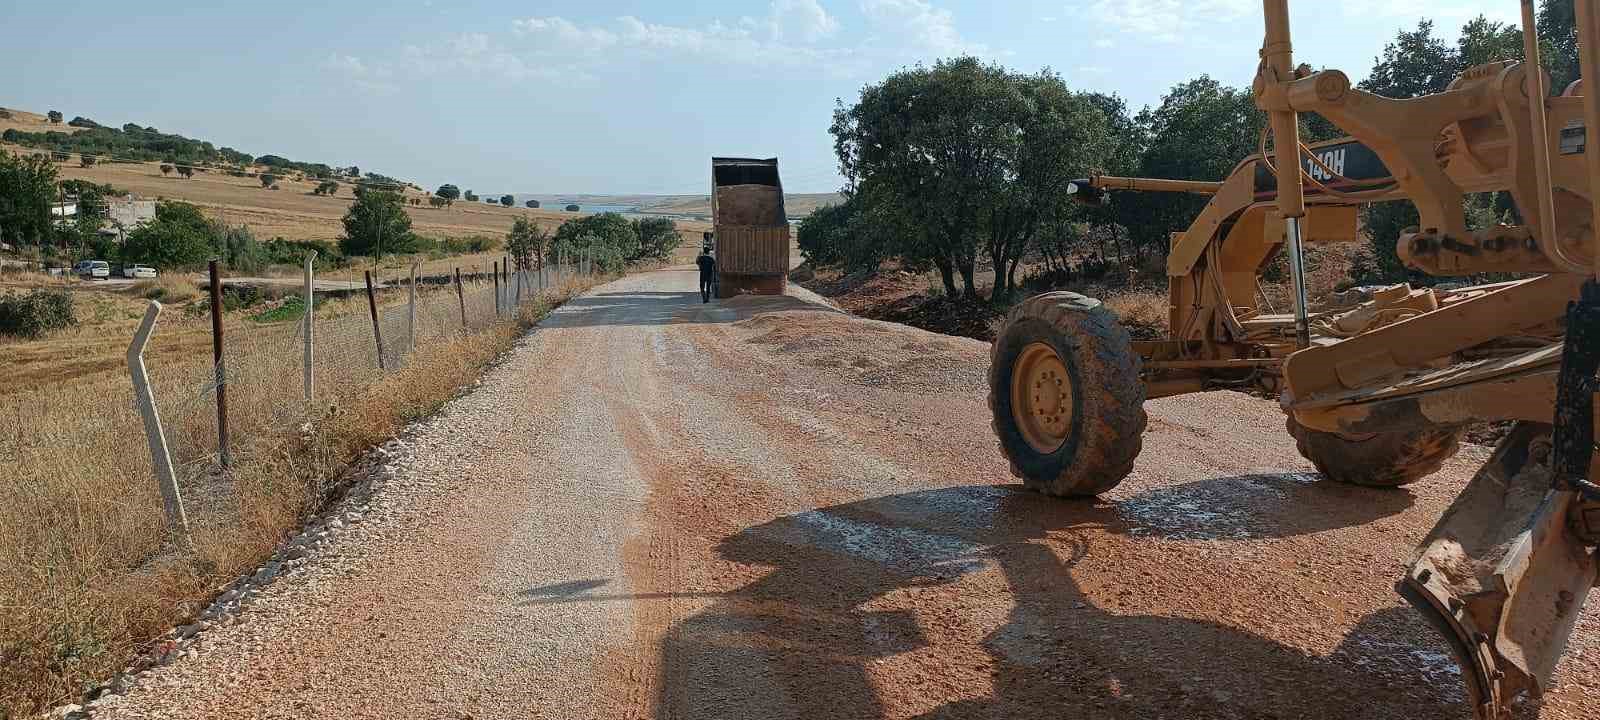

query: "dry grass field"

left=0, top=107, right=83, bottom=137
left=16, top=152, right=708, bottom=243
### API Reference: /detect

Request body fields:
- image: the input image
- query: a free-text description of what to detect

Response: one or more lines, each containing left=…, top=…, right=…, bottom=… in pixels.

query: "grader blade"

left=1399, top=424, right=1598, bottom=718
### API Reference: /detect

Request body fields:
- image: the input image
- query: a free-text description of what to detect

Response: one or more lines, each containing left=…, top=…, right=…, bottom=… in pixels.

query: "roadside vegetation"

left=801, top=4, right=1577, bottom=340
left=0, top=180, right=685, bottom=713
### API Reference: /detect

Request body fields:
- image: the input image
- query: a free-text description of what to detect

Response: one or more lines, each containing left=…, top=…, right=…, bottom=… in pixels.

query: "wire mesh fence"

left=0, top=259, right=589, bottom=568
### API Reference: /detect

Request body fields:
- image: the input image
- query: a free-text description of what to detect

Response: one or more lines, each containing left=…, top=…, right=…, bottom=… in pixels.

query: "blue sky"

left=2, top=1, right=1518, bottom=194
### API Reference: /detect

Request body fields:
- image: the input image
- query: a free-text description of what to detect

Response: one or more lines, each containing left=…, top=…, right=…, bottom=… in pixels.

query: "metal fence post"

left=128, top=301, right=191, bottom=544
left=207, top=260, right=230, bottom=468
left=455, top=267, right=467, bottom=326
left=493, top=260, right=502, bottom=316
left=303, top=251, right=316, bottom=403
left=408, top=261, right=419, bottom=353
left=365, top=270, right=386, bottom=370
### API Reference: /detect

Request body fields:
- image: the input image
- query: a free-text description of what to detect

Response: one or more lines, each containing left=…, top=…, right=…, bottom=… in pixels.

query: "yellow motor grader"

left=988, top=1, right=1600, bottom=716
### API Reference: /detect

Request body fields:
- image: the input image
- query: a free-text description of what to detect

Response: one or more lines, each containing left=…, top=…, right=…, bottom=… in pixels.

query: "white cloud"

left=512, top=16, right=620, bottom=53
left=1337, top=0, right=1518, bottom=24
left=395, top=33, right=583, bottom=82
left=769, top=0, right=840, bottom=42
left=860, top=0, right=986, bottom=56
left=1085, top=0, right=1251, bottom=43
left=335, top=1, right=984, bottom=88
left=510, top=5, right=855, bottom=72
left=323, top=53, right=397, bottom=94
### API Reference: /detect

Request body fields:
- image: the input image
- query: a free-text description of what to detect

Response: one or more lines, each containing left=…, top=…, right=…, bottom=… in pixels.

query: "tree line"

left=5, top=112, right=397, bottom=184
left=804, top=0, right=1582, bottom=300
left=343, top=187, right=681, bottom=275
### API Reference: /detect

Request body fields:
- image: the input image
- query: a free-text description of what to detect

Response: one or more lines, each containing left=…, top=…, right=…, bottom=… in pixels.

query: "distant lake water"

left=557, top=203, right=636, bottom=213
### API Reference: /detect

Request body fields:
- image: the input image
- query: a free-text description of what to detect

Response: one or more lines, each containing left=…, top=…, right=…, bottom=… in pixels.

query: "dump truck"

left=711, top=157, right=790, bottom=298
left=986, top=1, right=1600, bottom=716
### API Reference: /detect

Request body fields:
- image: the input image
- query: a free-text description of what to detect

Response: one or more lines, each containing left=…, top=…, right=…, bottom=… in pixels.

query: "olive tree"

left=339, top=189, right=417, bottom=257
left=506, top=216, right=550, bottom=271
left=0, top=150, right=58, bottom=248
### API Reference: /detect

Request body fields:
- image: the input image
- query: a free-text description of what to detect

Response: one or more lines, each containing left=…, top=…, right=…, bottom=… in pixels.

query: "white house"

left=108, top=197, right=155, bottom=230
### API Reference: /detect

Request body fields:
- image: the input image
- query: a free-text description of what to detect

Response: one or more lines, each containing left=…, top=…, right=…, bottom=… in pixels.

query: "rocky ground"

left=64, top=267, right=1599, bottom=720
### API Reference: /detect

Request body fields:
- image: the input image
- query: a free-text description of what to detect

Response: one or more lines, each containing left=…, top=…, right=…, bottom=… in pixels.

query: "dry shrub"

left=0, top=273, right=599, bottom=716
left=1103, top=290, right=1169, bottom=339
left=131, top=276, right=202, bottom=304
left=1259, top=241, right=1360, bottom=311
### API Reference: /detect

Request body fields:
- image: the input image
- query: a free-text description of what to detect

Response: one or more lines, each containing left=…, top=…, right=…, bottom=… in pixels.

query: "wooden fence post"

left=365, top=270, right=386, bottom=370
left=207, top=260, right=230, bottom=468
left=493, top=260, right=501, bottom=316
left=455, top=268, right=467, bottom=326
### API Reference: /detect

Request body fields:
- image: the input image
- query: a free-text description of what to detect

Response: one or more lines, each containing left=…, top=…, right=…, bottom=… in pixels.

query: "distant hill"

left=512, top=193, right=843, bottom=218
left=0, top=103, right=395, bottom=185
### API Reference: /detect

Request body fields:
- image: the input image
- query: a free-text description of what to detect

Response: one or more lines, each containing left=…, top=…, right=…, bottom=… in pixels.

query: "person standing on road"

left=695, top=242, right=717, bottom=303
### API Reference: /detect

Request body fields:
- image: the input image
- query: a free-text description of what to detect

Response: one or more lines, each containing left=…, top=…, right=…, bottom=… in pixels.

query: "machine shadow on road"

left=648, top=484, right=1460, bottom=719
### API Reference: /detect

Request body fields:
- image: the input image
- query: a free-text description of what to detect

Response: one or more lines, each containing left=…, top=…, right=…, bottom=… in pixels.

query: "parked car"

left=74, top=260, right=110, bottom=279
left=122, top=264, right=157, bottom=279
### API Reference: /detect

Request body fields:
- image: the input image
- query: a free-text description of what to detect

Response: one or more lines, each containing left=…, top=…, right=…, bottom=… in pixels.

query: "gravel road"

left=89, top=268, right=1598, bottom=720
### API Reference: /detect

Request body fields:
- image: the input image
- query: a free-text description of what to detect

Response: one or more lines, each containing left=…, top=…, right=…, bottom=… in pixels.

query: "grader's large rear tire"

left=1286, top=417, right=1462, bottom=487
left=989, top=292, right=1147, bottom=497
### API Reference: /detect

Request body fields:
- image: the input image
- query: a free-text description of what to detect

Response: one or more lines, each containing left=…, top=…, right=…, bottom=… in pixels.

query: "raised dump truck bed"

left=711, top=157, right=790, bottom=298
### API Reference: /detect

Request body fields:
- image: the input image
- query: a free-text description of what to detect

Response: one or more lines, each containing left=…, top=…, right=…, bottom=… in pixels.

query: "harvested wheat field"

left=0, top=144, right=710, bottom=243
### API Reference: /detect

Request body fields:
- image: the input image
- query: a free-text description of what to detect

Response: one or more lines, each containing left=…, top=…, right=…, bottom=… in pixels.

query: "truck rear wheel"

left=1286, top=417, right=1462, bottom=487
left=989, top=292, right=1147, bottom=497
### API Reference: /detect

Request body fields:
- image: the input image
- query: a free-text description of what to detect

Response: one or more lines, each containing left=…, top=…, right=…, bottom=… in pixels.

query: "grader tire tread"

left=1287, top=417, right=1462, bottom=487
left=988, top=292, right=1147, bottom=497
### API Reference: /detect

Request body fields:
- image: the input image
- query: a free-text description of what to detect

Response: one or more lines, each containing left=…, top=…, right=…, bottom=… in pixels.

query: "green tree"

left=428, top=196, right=449, bottom=208
left=1116, top=76, right=1263, bottom=263
left=1457, top=15, right=1523, bottom=67
left=220, top=224, right=267, bottom=273
left=46, top=110, right=62, bottom=124
left=832, top=57, right=1030, bottom=298
left=160, top=163, right=173, bottom=176
left=338, top=189, right=416, bottom=257
left=524, top=199, right=540, bottom=208
left=436, top=184, right=461, bottom=200
left=176, top=165, right=193, bottom=179
left=464, top=190, right=478, bottom=202
left=630, top=217, right=680, bottom=261
left=0, top=150, right=58, bottom=248
left=552, top=212, right=639, bottom=271
left=506, top=216, right=550, bottom=271
left=1540, top=0, right=1579, bottom=91
left=122, top=202, right=219, bottom=267
left=796, top=198, right=884, bottom=271
left=564, top=204, right=579, bottom=212
left=79, top=155, right=96, bottom=168
left=259, top=173, right=278, bottom=188
left=499, top=194, right=514, bottom=207
left=1356, top=20, right=1470, bottom=282
left=985, top=71, right=1115, bottom=297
